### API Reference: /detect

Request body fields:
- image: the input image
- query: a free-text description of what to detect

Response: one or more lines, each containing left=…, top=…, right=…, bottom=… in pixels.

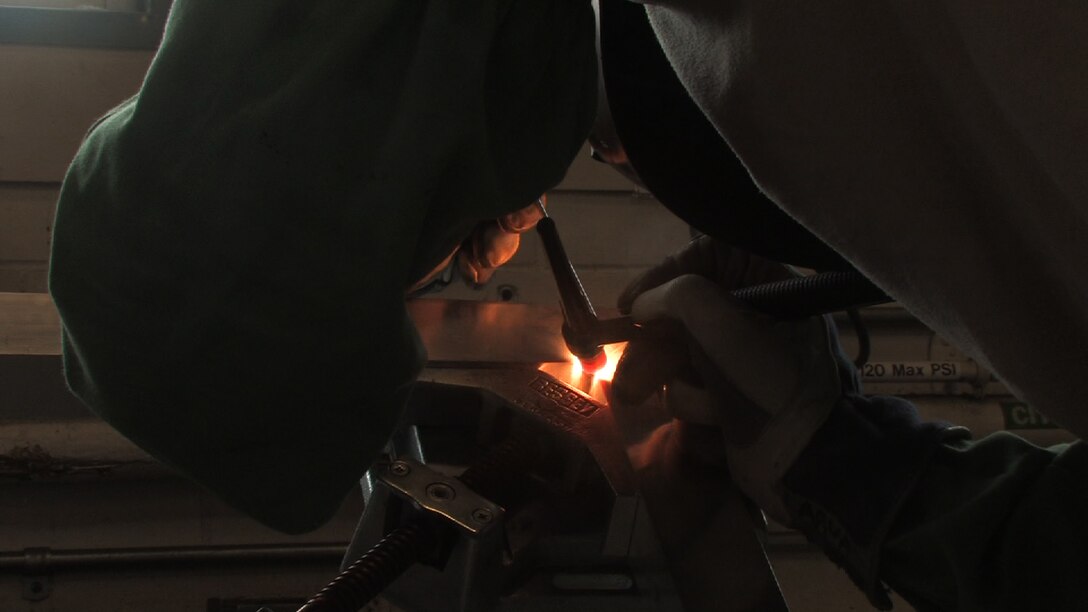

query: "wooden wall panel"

left=0, top=44, right=152, bottom=182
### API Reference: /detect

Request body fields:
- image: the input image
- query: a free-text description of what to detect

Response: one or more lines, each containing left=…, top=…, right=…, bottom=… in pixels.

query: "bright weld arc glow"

left=569, top=343, right=628, bottom=382
left=569, top=352, right=583, bottom=378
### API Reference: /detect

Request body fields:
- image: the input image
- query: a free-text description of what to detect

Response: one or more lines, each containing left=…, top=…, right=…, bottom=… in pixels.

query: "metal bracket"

left=377, top=458, right=503, bottom=536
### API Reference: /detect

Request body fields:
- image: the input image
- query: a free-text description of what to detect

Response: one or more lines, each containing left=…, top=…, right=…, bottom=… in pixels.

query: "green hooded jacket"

left=49, top=0, right=597, bottom=533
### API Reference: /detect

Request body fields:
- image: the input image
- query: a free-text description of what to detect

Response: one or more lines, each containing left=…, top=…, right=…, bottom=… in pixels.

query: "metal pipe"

left=0, top=543, right=348, bottom=573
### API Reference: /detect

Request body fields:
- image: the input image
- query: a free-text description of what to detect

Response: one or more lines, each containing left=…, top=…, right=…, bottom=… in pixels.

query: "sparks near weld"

left=535, top=203, right=895, bottom=371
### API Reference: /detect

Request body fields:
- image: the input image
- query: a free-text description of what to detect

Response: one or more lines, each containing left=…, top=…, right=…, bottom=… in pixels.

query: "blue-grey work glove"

left=613, top=236, right=965, bottom=609
left=613, top=236, right=852, bottom=523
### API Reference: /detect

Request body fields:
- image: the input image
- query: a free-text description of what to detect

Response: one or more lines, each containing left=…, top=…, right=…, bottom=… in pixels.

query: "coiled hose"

left=732, top=269, right=889, bottom=319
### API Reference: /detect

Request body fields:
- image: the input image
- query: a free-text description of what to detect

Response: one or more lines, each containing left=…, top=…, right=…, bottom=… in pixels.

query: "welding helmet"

left=591, top=0, right=849, bottom=271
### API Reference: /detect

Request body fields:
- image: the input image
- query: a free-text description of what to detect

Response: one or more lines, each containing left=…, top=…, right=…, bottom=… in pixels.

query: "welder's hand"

left=457, top=195, right=547, bottom=286
left=612, top=236, right=851, bottom=523
left=408, top=196, right=546, bottom=293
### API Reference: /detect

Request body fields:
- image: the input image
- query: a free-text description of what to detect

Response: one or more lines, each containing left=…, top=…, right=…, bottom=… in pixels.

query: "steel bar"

left=0, top=543, right=348, bottom=572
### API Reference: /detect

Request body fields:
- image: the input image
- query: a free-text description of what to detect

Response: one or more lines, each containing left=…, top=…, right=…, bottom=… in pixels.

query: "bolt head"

left=472, top=508, right=494, bottom=523
left=426, top=482, right=456, bottom=502
left=389, top=461, right=411, bottom=476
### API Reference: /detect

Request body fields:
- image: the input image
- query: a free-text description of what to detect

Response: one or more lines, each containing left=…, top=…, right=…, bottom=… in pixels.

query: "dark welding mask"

left=591, top=0, right=849, bottom=271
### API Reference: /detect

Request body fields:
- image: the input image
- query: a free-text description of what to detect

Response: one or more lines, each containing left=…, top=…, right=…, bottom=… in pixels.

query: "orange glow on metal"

left=569, top=351, right=584, bottom=378
left=539, top=343, right=628, bottom=405
left=565, top=343, right=627, bottom=382
left=579, top=350, right=609, bottom=375
left=593, top=343, right=626, bottom=382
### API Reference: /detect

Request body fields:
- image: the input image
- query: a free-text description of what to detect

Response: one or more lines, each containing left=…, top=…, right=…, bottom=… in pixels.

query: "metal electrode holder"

left=533, top=203, right=639, bottom=365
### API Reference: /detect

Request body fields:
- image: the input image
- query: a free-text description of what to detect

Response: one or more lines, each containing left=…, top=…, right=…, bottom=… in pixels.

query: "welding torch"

left=534, top=204, right=891, bottom=371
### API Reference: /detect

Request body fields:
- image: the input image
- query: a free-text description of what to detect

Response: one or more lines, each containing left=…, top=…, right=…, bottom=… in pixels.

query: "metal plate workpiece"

left=419, top=366, right=642, bottom=561
left=419, top=367, right=638, bottom=499
left=409, top=298, right=570, bottom=365
left=1, top=293, right=571, bottom=364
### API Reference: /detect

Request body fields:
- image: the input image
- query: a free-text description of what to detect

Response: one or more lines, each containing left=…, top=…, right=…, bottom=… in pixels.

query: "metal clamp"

left=378, top=458, right=503, bottom=536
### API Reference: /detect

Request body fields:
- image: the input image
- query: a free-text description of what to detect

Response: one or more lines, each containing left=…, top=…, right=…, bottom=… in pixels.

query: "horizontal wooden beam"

left=0, top=292, right=59, bottom=355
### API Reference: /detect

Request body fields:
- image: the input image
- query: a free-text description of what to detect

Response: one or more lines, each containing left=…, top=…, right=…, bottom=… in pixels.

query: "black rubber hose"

left=296, top=522, right=435, bottom=612
left=732, top=270, right=889, bottom=319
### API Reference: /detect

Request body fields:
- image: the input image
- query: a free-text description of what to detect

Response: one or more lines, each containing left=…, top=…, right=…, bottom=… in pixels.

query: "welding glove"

left=613, top=237, right=968, bottom=609
left=612, top=235, right=850, bottom=523
left=457, top=195, right=546, bottom=286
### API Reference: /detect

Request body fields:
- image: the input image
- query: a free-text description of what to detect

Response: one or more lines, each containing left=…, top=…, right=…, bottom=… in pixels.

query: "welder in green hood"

left=49, top=0, right=597, bottom=534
